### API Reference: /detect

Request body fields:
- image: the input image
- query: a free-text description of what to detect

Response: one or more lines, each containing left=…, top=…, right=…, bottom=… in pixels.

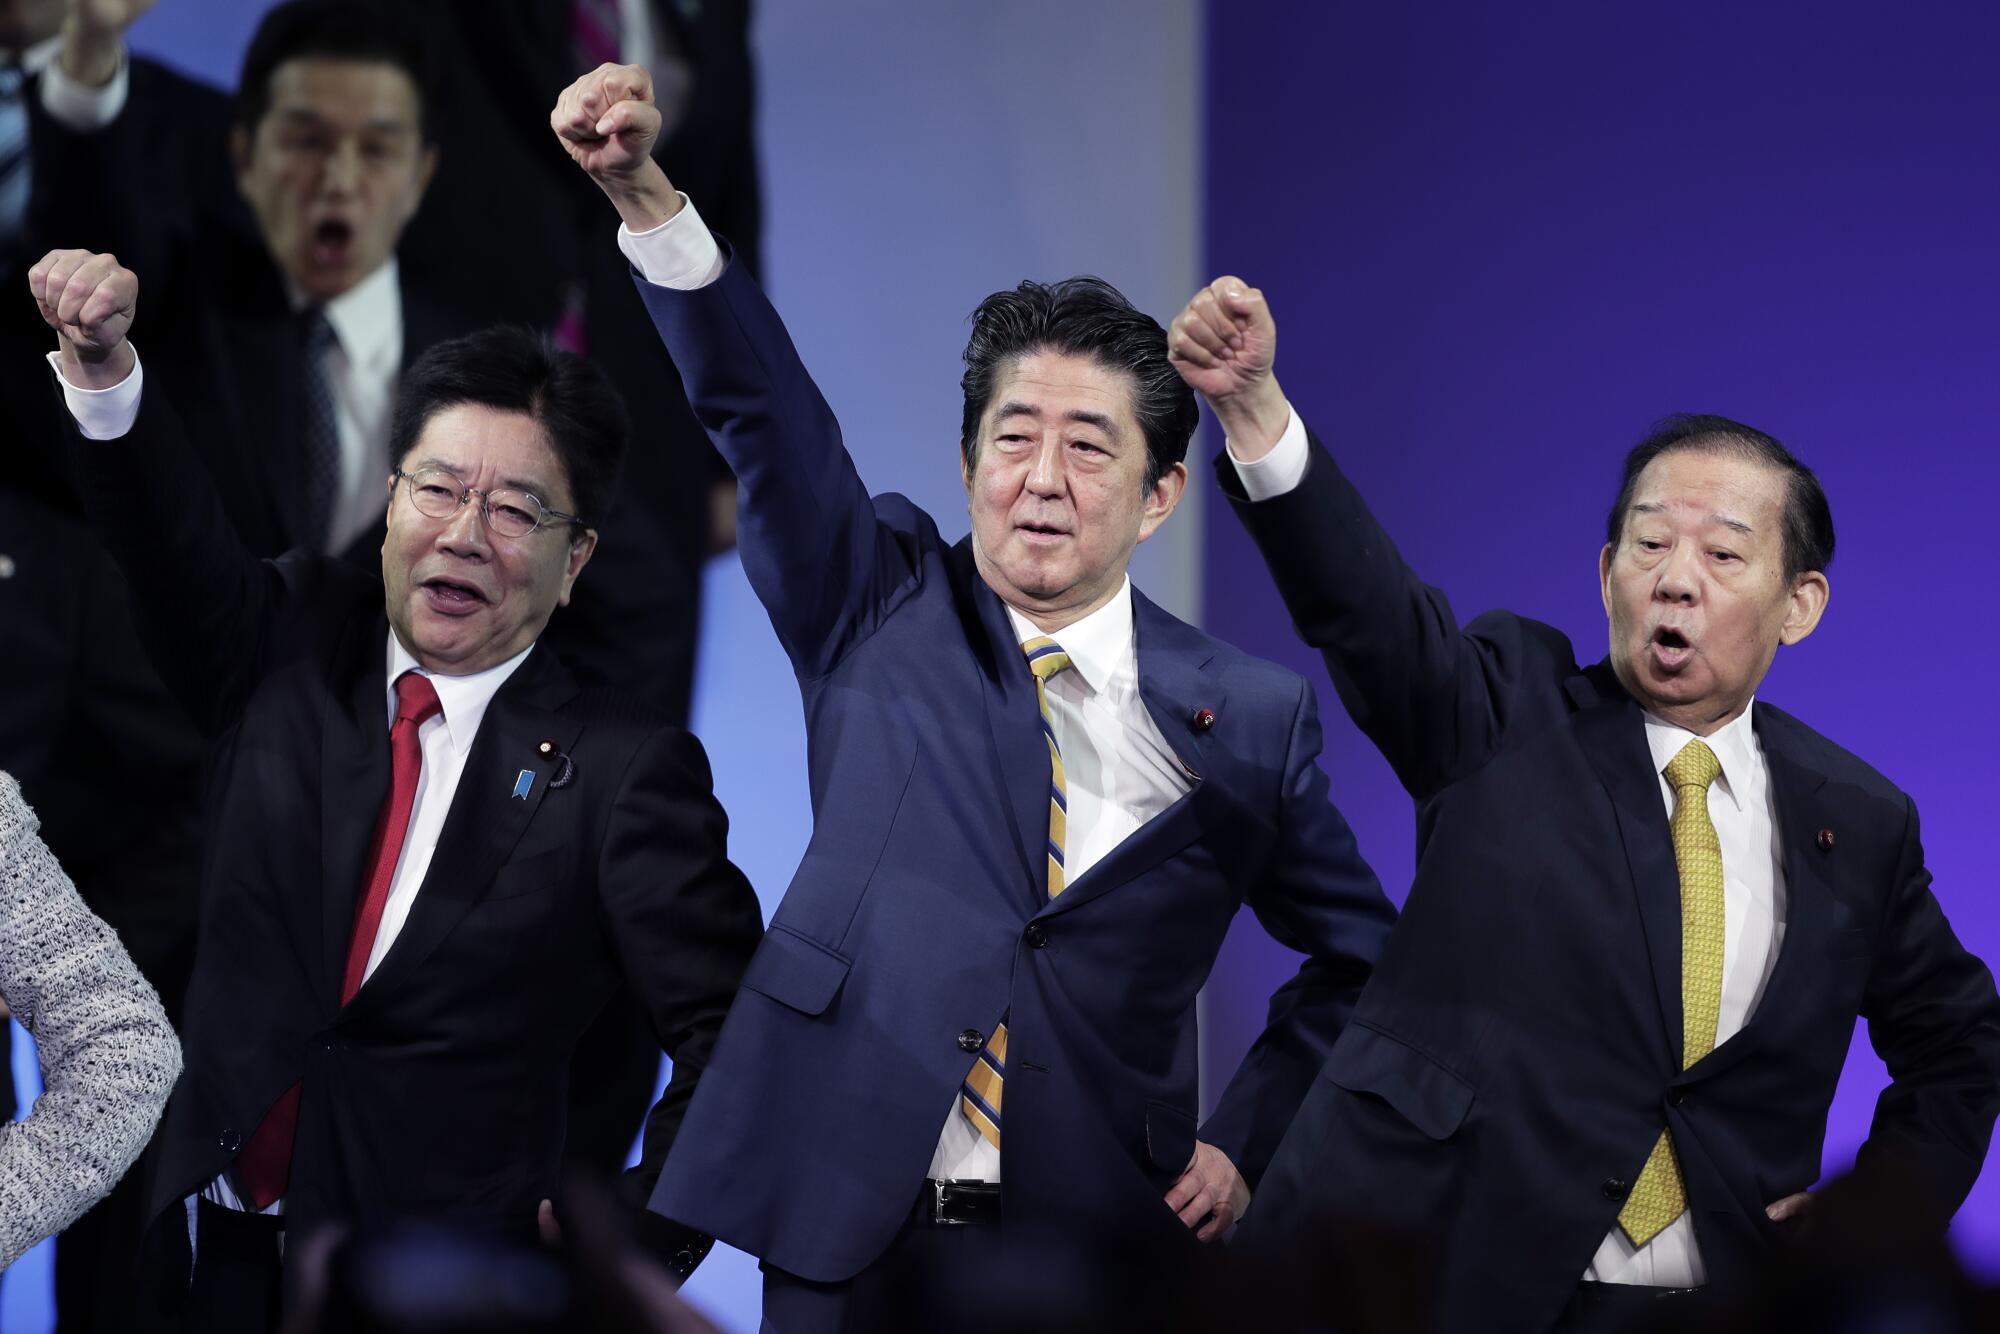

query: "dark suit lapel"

left=342, top=645, right=581, bottom=1014
left=1039, top=591, right=1223, bottom=919
left=320, top=616, right=393, bottom=1005
left=1569, top=665, right=1683, bottom=1066
left=961, top=548, right=1055, bottom=899
left=1693, top=706, right=1835, bottom=1079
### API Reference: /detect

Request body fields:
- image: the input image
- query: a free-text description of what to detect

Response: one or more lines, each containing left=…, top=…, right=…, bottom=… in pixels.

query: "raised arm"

left=27, top=249, right=291, bottom=735
left=552, top=64, right=921, bottom=680
left=1172, top=278, right=1573, bottom=798
left=0, top=773, right=180, bottom=1271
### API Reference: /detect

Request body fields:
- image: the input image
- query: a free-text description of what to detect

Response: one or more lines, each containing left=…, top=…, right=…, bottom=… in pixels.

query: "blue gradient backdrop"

left=1196, top=0, right=2000, bottom=1274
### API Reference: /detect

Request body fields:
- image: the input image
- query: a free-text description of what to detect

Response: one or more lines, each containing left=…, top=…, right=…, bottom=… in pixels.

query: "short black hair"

left=959, top=276, right=1197, bottom=492
left=1606, top=412, right=1835, bottom=581
left=390, top=328, right=629, bottom=531
left=235, top=0, right=435, bottom=141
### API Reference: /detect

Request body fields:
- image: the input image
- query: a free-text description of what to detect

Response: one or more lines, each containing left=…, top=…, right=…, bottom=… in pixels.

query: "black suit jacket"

left=69, top=388, right=762, bottom=1280
left=1223, top=434, right=2000, bottom=1333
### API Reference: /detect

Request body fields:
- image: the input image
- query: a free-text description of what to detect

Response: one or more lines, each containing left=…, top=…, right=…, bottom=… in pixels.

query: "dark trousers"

left=761, top=1196, right=1004, bottom=1334
left=182, top=1198, right=284, bottom=1334
left=1550, top=1280, right=1709, bottom=1334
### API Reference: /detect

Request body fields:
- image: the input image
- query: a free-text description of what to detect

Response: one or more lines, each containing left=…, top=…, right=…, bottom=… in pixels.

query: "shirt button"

left=957, top=1029, right=984, bottom=1053
left=1601, top=1177, right=1627, bottom=1200
left=1024, top=924, right=1048, bottom=949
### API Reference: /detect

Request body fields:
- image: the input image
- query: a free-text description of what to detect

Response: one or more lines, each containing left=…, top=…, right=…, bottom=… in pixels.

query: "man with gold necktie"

left=1173, top=276, right=2000, bottom=1332
left=551, top=62, right=1398, bottom=1334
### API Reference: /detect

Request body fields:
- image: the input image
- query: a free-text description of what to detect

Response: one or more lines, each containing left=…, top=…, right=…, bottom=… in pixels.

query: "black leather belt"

left=921, top=1178, right=1000, bottom=1226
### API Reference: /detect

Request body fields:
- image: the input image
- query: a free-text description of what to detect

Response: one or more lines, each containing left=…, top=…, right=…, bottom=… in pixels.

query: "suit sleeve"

left=1197, top=677, right=1398, bottom=1188
left=632, top=260, right=923, bottom=680
left=1853, top=795, right=2000, bottom=1220
left=598, top=726, right=762, bottom=1209
left=1216, top=430, right=1573, bottom=800
left=69, top=386, right=294, bottom=737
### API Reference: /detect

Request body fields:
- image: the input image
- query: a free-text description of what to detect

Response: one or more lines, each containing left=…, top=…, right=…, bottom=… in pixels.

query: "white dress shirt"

left=624, top=208, right=1198, bottom=1181
left=1228, top=413, right=1789, bottom=1285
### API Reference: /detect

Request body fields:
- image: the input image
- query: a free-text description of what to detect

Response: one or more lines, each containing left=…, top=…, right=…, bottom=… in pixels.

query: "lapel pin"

left=1817, top=828, right=1835, bottom=851
left=511, top=769, right=536, bottom=801
left=537, top=738, right=576, bottom=789
left=1192, top=707, right=1215, bottom=732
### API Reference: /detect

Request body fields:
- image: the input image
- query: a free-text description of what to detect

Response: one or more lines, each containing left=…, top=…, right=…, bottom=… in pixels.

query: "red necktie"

left=233, top=671, right=443, bottom=1209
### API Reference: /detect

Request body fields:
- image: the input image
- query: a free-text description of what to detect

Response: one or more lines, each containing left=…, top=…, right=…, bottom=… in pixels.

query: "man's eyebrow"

left=994, top=401, right=1120, bottom=436
left=1629, top=500, right=1755, bottom=536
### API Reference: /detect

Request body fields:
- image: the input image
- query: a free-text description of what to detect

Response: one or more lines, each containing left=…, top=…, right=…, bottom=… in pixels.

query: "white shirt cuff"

left=616, top=193, right=727, bottom=289
left=47, top=348, right=144, bottom=440
left=38, top=49, right=130, bottom=133
left=1227, top=405, right=1308, bottom=501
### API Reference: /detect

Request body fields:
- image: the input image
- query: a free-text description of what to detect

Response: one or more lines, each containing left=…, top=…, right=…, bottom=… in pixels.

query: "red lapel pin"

left=1817, top=828, right=1835, bottom=851
left=1192, top=707, right=1215, bottom=732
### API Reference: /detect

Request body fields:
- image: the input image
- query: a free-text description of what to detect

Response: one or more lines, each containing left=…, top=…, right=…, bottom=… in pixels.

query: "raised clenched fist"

left=29, top=248, right=138, bottom=363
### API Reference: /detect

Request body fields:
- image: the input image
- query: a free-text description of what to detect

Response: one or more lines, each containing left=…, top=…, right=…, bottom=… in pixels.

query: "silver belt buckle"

left=931, top=1178, right=985, bottom=1226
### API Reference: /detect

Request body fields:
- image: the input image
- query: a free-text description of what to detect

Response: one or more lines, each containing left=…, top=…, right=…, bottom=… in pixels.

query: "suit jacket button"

left=1668, top=1090, right=1684, bottom=1107
left=1025, top=924, right=1048, bottom=949
left=1601, top=1177, right=1627, bottom=1200
left=219, top=1129, right=242, bottom=1153
left=958, top=1029, right=984, bottom=1053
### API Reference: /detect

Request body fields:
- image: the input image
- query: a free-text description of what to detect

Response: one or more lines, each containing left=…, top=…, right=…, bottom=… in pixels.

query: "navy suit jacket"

left=1224, top=434, right=2000, bottom=1333
left=636, top=257, right=1396, bottom=1282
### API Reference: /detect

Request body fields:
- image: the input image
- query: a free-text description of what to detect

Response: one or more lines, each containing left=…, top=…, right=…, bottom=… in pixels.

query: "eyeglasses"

left=391, top=468, right=584, bottom=539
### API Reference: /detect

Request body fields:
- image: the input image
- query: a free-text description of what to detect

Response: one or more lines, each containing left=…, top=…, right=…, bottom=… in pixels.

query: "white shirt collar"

left=1642, top=699, right=1760, bottom=814
left=385, top=629, right=536, bottom=757
left=1003, top=577, right=1135, bottom=695
left=291, top=257, right=403, bottom=376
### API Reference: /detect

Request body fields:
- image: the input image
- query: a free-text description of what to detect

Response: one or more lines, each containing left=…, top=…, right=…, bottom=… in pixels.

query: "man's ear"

left=1779, top=571, right=1829, bottom=646
left=1136, top=462, right=1189, bottom=544
left=1598, top=543, right=1616, bottom=619
left=558, top=528, right=599, bottom=606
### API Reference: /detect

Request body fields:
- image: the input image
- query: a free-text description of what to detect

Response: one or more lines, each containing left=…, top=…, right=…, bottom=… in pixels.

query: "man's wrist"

left=598, top=162, right=684, bottom=234
left=57, top=340, right=137, bottom=391
left=1209, top=383, right=1292, bottom=461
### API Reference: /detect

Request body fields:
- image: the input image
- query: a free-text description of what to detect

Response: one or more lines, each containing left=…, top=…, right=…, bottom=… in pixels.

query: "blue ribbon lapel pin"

left=511, top=769, right=536, bottom=801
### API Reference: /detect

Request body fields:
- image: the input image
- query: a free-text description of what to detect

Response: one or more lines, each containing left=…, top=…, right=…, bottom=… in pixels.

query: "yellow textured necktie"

left=1619, top=737, right=1726, bottom=1247
left=959, top=637, right=1073, bottom=1150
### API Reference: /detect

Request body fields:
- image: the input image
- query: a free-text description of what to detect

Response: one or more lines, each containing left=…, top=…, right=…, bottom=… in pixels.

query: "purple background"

left=1196, top=1, right=2000, bottom=1269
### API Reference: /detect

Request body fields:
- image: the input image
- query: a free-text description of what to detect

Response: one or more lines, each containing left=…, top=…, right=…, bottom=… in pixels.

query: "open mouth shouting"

left=1648, top=624, right=1697, bottom=672
left=308, top=216, right=356, bottom=271
left=421, top=575, right=490, bottom=616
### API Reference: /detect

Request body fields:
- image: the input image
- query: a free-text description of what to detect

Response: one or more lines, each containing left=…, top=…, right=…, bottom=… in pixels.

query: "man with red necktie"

left=28, top=246, right=764, bottom=1334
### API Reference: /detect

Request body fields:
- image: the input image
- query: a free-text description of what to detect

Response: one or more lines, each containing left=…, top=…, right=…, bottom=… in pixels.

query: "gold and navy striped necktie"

left=959, top=637, right=1074, bottom=1150
left=1619, top=737, right=1726, bottom=1247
